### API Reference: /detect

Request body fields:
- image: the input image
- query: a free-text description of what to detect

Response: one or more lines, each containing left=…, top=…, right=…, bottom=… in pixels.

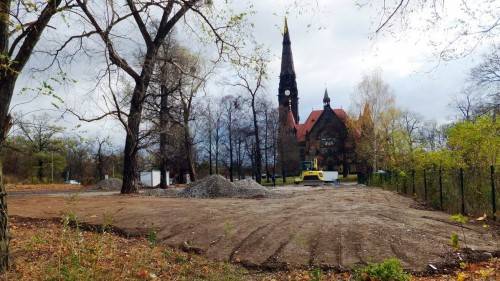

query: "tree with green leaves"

left=15, top=114, right=67, bottom=183
left=0, top=0, right=75, bottom=270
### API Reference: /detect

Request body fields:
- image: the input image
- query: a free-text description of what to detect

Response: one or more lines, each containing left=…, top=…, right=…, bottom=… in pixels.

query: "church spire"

left=280, top=17, right=295, bottom=77
left=278, top=17, right=299, bottom=124
left=323, top=88, right=331, bottom=107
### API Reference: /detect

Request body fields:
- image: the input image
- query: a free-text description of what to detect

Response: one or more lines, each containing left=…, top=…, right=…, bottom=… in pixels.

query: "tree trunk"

left=0, top=79, right=16, bottom=271
left=121, top=87, right=144, bottom=194
left=252, top=103, right=262, bottom=184
left=38, top=159, right=44, bottom=183
left=159, top=84, right=168, bottom=189
left=183, top=125, right=196, bottom=182
left=0, top=161, right=8, bottom=271
left=215, top=129, right=219, bottom=174
left=228, top=112, right=234, bottom=182
left=208, top=122, right=213, bottom=175
left=264, top=110, right=270, bottom=182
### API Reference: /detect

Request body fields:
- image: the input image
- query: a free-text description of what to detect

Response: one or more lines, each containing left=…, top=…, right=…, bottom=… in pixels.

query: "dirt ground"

left=7, top=185, right=498, bottom=274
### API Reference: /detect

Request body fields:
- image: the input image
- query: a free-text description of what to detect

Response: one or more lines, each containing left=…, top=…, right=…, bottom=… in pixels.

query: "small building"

left=140, top=170, right=169, bottom=187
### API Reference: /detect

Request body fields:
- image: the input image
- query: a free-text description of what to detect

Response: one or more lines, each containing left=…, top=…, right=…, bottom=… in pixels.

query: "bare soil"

left=7, top=185, right=499, bottom=274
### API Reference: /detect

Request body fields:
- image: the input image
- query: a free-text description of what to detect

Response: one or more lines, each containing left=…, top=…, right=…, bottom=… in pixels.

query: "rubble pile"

left=176, top=175, right=290, bottom=199
left=179, top=174, right=238, bottom=198
left=234, top=179, right=271, bottom=198
left=92, top=178, right=123, bottom=190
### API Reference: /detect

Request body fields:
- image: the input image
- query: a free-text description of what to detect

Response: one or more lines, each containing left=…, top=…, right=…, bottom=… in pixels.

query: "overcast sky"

left=9, top=0, right=495, bottom=145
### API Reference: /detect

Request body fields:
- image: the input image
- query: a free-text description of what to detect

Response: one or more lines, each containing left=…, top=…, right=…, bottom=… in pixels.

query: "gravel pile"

left=179, top=174, right=238, bottom=198
left=234, top=179, right=271, bottom=198
left=92, top=178, right=123, bottom=190
left=175, top=175, right=292, bottom=199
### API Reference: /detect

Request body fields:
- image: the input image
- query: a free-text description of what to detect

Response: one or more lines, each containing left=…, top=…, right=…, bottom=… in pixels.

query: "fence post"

left=439, top=168, right=443, bottom=210
left=412, top=169, right=415, bottom=196
left=460, top=167, right=465, bottom=215
left=492, top=165, right=496, bottom=221
left=424, top=169, right=427, bottom=201
left=403, top=175, right=407, bottom=195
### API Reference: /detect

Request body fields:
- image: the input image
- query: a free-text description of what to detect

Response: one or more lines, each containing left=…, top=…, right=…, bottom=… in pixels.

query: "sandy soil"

left=7, top=185, right=498, bottom=273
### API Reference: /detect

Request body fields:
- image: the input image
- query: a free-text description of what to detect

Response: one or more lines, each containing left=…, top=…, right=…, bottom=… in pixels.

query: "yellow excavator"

left=294, top=158, right=324, bottom=186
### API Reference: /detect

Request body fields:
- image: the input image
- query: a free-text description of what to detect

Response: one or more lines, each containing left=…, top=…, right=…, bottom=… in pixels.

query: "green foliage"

left=451, top=233, right=460, bottom=250
left=224, top=220, right=233, bottom=237
left=450, top=214, right=468, bottom=224
left=27, top=235, right=47, bottom=250
left=354, top=258, right=411, bottom=281
left=148, top=227, right=158, bottom=246
left=447, top=116, right=499, bottom=167
left=450, top=214, right=469, bottom=251
left=309, top=266, right=323, bottom=281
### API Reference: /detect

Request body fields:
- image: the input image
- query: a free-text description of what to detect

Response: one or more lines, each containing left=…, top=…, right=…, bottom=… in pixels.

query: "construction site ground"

left=7, top=184, right=498, bottom=274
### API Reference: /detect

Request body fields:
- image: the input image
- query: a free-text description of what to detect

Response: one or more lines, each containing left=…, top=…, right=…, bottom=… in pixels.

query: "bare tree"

left=350, top=69, right=397, bottom=171
left=468, top=44, right=500, bottom=116
left=450, top=87, right=480, bottom=121
left=400, top=109, right=423, bottom=152
left=419, top=120, right=448, bottom=151
left=95, top=136, right=110, bottom=181
left=231, top=52, right=268, bottom=183
left=364, top=0, right=499, bottom=60
left=469, top=44, right=500, bottom=88
left=69, top=0, right=251, bottom=193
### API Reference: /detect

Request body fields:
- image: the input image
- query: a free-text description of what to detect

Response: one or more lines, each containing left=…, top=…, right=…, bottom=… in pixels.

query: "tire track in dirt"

left=227, top=216, right=295, bottom=265
left=308, top=222, right=323, bottom=266
left=262, top=234, right=294, bottom=269
left=157, top=215, right=212, bottom=241
left=9, top=186, right=500, bottom=272
left=228, top=223, right=272, bottom=262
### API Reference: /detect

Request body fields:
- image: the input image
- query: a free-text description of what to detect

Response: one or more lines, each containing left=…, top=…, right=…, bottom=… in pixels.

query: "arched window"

left=320, top=133, right=339, bottom=156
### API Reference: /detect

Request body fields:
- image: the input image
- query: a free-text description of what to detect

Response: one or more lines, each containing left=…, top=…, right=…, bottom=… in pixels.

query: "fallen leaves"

left=3, top=216, right=499, bottom=280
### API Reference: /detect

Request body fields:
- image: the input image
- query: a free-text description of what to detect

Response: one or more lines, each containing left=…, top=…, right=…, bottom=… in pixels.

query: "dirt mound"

left=177, top=175, right=290, bottom=199
left=179, top=174, right=237, bottom=198
left=92, top=178, right=123, bottom=190
left=234, top=179, right=272, bottom=198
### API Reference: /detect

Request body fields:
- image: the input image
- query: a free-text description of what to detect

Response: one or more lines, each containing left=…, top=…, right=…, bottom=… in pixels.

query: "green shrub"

left=354, top=258, right=411, bottom=281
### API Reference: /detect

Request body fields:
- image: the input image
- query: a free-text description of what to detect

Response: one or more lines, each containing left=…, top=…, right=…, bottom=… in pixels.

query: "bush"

left=354, top=258, right=411, bottom=281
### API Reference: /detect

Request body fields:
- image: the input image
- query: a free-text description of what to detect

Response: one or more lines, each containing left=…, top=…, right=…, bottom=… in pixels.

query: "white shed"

left=140, top=170, right=169, bottom=187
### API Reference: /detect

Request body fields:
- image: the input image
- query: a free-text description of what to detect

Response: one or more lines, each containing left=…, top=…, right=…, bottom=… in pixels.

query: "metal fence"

left=359, top=165, right=500, bottom=218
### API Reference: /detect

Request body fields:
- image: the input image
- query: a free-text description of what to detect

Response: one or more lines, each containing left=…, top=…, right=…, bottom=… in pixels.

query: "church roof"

left=295, top=108, right=347, bottom=142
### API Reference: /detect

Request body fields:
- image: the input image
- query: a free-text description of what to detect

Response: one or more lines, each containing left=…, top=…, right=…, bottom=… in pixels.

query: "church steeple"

left=280, top=18, right=295, bottom=77
left=278, top=17, right=299, bottom=124
left=323, top=88, right=331, bottom=108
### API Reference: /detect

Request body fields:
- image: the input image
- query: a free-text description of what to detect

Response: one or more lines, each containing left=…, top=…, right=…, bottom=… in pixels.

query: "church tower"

left=278, top=18, right=299, bottom=124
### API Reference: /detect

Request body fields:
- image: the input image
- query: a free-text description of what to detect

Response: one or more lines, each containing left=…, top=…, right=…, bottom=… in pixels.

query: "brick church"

left=278, top=19, right=357, bottom=177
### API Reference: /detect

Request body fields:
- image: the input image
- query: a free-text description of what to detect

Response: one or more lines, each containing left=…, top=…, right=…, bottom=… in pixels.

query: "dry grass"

left=6, top=183, right=87, bottom=192
left=2, top=215, right=498, bottom=280
left=6, top=216, right=250, bottom=280
left=2, top=189, right=499, bottom=280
